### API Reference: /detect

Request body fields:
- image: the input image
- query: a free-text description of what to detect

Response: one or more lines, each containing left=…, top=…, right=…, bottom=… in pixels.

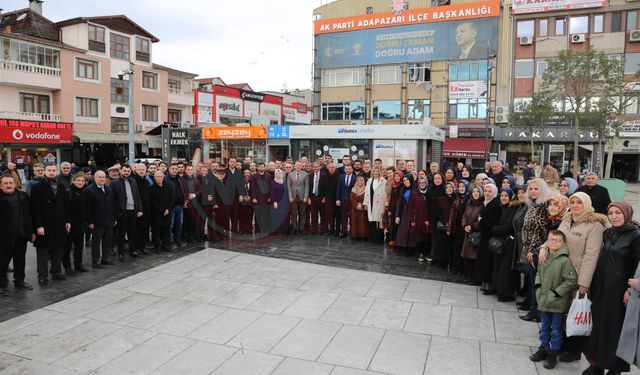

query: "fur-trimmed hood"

left=564, top=211, right=609, bottom=226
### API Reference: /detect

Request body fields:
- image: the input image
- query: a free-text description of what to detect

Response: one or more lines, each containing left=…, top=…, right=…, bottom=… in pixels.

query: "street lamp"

left=485, top=55, right=496, bottom=162
left=118, top=62, right=135, bottom=163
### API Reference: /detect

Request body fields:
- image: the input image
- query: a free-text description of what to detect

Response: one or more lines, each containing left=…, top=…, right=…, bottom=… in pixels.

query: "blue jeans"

left=539, top=311, right=564, bottom=353
left=169, top=205, right=184, bottom=243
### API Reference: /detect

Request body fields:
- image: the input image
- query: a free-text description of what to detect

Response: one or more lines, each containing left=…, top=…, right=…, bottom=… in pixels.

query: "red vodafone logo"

left=0, top=119, right=72, bottom=144
left=12, top=129, right=24, bottom=140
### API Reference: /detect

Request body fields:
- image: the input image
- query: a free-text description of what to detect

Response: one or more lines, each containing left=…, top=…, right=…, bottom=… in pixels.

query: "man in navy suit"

left=84, top=171, right=117, bottom=268
left=335, top=165, right=356, bottom=238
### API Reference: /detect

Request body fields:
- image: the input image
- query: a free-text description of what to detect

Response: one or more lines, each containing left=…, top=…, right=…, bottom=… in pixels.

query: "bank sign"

left=511, top=0, right=605, bottom=14
left=0, top=118, right=73, bottom=144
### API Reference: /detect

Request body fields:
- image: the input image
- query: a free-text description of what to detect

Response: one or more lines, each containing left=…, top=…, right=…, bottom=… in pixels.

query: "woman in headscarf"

left=460, top=165, right=474, bottom=184
left=270, top=169, right=289, bottom=235
left=474, top=173, right=488, bottom=189
left=547, top=195, right=569, bottom=231
left=449, top=180, right=471, bottom=274
left=477, top=183, right=501, bottom=294
left=501, top=175, right=516, bottom=190
left=396, top=176, right=429, bottom=258
left=426, top=172, right=445, bottom=262
left=364, top=168, right=387, bottom=244
left=541, top=166, right=561, bottom=194
left=513, top=185, right=530, bottom=309
left=461, top=185, right=484, bottom=284
left=519, top=178, right=552, bottom=322
left=350, top=176, right=369, bottom=240
left=491, top=187, right=519, bottom=302
left=412, top=177, right=431, bottom=262
left=434, top=182, right=457, bottom=270
left=584, top=201, right=640, bottom=375
left=385, top=171, right=404, bottom=246
left=444, top=168, right=458, bottom=187
left=559, top=177, right=579, bottom=197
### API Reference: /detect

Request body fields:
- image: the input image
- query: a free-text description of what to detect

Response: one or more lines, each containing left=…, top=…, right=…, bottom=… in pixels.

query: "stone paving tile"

left=149, top=302, right=226, bottom=337
left=401, top=280, right=443, bottom=304
left=404, top=302, right=451, bottom=337
left=150, top=276, right=212, bottom=298
left=271, top=357, right=334, bottom=375
left=181, top=279, right=242, bottom=304
left=187, top=308, right=263, bottom=344
left=0, top=352, right=83, bottom=374
left=271, top=319, right=342, bottom=361
left=124, top=272, right=188, bottom=294
left=271, top=270, right=317, bottom=289
left=89, top=293, right=162, bottom=323
left=332, top=276, right=378, bottom=296
left=212, top=284, right=272, bottom=309
left=424, top=336, right=480, bottom=375
left=365, top=278, right=409, bottom=300
left=448, top=306, right=495, bottom=342
left=282, top=291, right=339, bottom=319
left=320, top=294, right=375, bottom=325
left=188, top=261, right=236, bottom=279
left=0, top=312, right=89, bottom=354
left=226, top=313, right=301, bottom=352
left=493, top=310, right=539, bottom=347
left=245, top=287, right=304, bottom=314
left=438, top=283, right=478, bottom=308
left=360, top=299, right=412, bottom=331
left=317, top=324, right=385, bottom=369
left=477, top=292, right=519, bottom=312
left=0, top=308, right=59, bottom=333
left=45, top=288, right=134, bottom=317
left=150, top=342, right=238, bottom=375
left=330, top=367, right=387, bottom=375
left=212, top=349, right=284, bottom=375
left=118, top=298, right=192, bottom=330
left=480, top=341, right=538, bottom=375
left=369, top=330, right=430, bottom=375
left=299, top=273, right=345, bottom=293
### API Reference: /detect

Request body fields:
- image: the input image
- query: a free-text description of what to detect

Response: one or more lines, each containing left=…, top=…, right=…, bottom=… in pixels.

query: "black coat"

left=214, top=178, right=235, bottom=206
left=30, top=179, right=70, bottom=249
left=133, top=174, right=150, bottom=227
left=0, top=190, right=32, bottom=245
left=68, top=185, right=86, bottom=236
left=477, top=199, right=501, bottom=283
left=84, top=183, right=116, bottom=227
left=577, top=185, right=611, bottom=215
left=319, top=173, right=338, bottom=201
left=149, top=183, right=173, bottom=228
left=201, top=174, right=217, bottom=207
left=111, top=177, right=143, bottom=217
left=225, top=168, right=243, bottom=197
left=585, top=225, right=640, bottom=372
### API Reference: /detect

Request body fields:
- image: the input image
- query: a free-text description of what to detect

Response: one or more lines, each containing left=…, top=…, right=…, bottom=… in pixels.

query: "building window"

left=372, top=100, right=401, bottom=120
left=75, top=97, right=99, bottom=118
left=517, top=20, right=535, bottom=37
left=539, top=19, right=548, bottom=37
left=408, top=99, right=430, bottom=120
left=88, top=24, right=105, bottom=43
left=76, top=58, right=98, bottom=80
left=110, top=117, right=128, bottom=133
left=168, top=109, right=182, bottom=123
left=321, top=67, right=365, bottom=87
left=135, top=37, right=150, bottom=62
left=569, top=16, right=589, bottom=34
left=625, top=97, right=639, bottom=115
left=611, top=12, right=622, bottom=32
left=20, top=93, right=49, bottom=114
left=448, top=98, right=487, bottom=119
left=366, top=6, right=374, bottom=14
left=9, top=40, right=59, bottom=68
left=515, top=59, right=535, bottom=78
left=110, top=78, right=129, bottom=103
left=142, top=104, right=159, bottom=122
left=142, top=71, right=158, bottom=90
left=168, top=79, right=181, bottom=93
left=110, top=33, right=130, bottom=60
left=449, top=60, right=488, bottom=81
left=628, top=11, right=638, bottom=31
left=555, top=18, right=565, bottom=35
left=593, top=14, right=604, bottom=33
left=408, top=63, right=431, bottom=82
left=625, top=53, right=640, bottom=74
left=372, top=65, right=401, bottom=84
left=536, top=59, right=547, bottom=77
left=321, top=102, right=364, bottom=121
left=513, top=97, right=533, bottom=112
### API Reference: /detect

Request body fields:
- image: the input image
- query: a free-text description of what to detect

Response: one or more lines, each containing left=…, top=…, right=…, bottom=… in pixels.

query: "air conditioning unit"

left=136, top=124, right=145, bottom=132
left=519, top=35, right=533, bottom=45
left=630, top=30, right=640, bottom=42
left=571, top=33, right=586, bottom=43
left=494, top=106, right=509, bottom=124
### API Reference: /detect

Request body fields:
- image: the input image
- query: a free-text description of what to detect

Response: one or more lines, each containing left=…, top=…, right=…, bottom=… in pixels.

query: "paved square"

left=1, top=247, right=639, bottom=375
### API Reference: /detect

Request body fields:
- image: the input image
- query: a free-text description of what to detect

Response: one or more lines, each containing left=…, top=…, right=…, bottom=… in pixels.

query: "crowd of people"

left=0, top=154, right=639, bottom=374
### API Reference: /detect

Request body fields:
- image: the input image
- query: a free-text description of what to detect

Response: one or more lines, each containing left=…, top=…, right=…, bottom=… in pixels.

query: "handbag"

left=468, top=232, right=481, bottom=247
left=488, top=236, right=506, bottom=254
left=566, top=291, right=592, bottom=337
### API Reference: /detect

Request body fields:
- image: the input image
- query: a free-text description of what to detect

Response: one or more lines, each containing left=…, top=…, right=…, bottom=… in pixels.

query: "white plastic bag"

left=566, top=291, right=592, bottom=337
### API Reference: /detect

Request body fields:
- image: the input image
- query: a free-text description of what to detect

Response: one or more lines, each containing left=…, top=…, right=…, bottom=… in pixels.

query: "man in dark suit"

left=213, top=166, right=235, bottom=239
left=320, top=163, right=340, bottom=236
left=307, top=162, right=324, bottom=234
left=523, top=160, right=536, bottom=183
left=238, top=169, right=254, bottom=234
left=30, top=163, right=70, bottom=285
left=111, top=164, right=143, bottom=262
left=336, top=155, right=352, bottom=175
left=335, top=165, right=356, bottom=238
left=84, top=170, right=116, bottom=268
left=226, top=157, right=243, bottom=234
left=288, top=161, right=309, bottom=234
left=250, top=162, right=272, bottom=234
left=149, top=171, right=173, bottom=252
left=577, top=172, right=611, bottom=215
left=133, top=163, right=151, bottom=253
left=456, top=22, right=486, bottom=59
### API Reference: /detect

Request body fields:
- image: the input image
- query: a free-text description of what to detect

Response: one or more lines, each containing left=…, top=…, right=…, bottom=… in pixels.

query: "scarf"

left=403, top=188, right=411, bottom=203
left=471, top=186, right=484, bottom=206
left=391, top=171, right=404, bottom=189
left=569, top=192, right=595, bottom=224
left=418, top=177, right=428, bottom=194
left=351, top=180, right=366, bottom=196
left=458, top=180, right=470, bottom=198
left=608, top=201, right=637, bottom=232
left=483, top=183, right=498, bottom=206
left=273, top=169, right=284, bottom=184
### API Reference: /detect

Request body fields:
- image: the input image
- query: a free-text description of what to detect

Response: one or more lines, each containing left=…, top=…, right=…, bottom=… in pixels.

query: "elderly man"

left=133, top=163, right=151, bottom=253
left=576, top=172, right=611, bottom=214
left=26, top=163, right=45, bottom=196
left=5, top=162, right=22, bottom=190
left=57, top=161, right=73, bottom=191
left=106, top=165, right=120, bottom=185
left=491, top=160, right=506, bottom=183
left=84, top=171, right=116, bottom=268
left=112, top=164, right=143, bottom=261
left=288, top=161, right=309, bottom=234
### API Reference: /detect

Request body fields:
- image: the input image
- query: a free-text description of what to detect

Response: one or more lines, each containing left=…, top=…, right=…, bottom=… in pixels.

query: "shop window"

left=142, top=104, right=159, bottom=122
left=321, top=67, right=365, bottom=87
left=110, top=117, right=128, bottom=133
left=449, top=60, right=488, bottom=81
left=515, top=59, right=534, bottom=78
left=75, top=97, right=99, bottom=118
left=539, top=19, right=548, bottom=37
left=142, top=71, right=158, bottom=90
left=76, top=58, right=98, bottom=80
left=372, top=65, right=402, bottom=84
left=408, top=99, right=430, bottom=120
left=168, top=109, right=182, bottom=123
left=110, top=33, right=130, bottom=60
left=135, top=37, right=150, bottom=62
left=19, top=93, right=49, bottom=114
left=536, top=59, right=547, bottom=77
left=373, top=100, right=401, bottom=120
left=628, top=11, right=638, bottom=31
left=517, top=20, right=534, bottom=37
left=611, top=12, right=622, bottom=32
left=110, top=78, right=129, bottom=103
left=569, top=16, right=589, bottom=34
left=592, top=14, right=604, bottom=33
left=555, top=18, right=565, bottom=35
left=448, top=98, right=487, bottom=119
left=408, top=63, right=431, bottom=82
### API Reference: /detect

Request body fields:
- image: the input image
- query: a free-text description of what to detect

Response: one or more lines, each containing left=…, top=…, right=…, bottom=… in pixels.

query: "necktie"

left=314, top=173, right=318, bottom=195
left=346, top=175, right=350, bottom=187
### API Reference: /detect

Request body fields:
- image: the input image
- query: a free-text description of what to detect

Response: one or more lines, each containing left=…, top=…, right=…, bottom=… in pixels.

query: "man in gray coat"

left=617, top=264, right=640, bottom=369
left=287, top=161, right=308, bottom=234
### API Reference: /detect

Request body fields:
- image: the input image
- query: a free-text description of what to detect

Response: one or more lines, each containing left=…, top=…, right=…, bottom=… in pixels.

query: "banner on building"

left=202, top=126, right=268, bottom=140
left=449, top=81, right=488, bottom=99
left=0, top=119, right=73, bottom=144
left=511, top=0, right=605, bottom=14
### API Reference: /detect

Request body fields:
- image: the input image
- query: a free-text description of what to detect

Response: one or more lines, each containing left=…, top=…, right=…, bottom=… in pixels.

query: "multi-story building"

left=0, top=0, right=197, bottom=169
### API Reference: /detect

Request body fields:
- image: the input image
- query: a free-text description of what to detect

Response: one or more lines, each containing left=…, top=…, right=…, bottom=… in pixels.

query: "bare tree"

left=509, top=92, right=555, bottom=162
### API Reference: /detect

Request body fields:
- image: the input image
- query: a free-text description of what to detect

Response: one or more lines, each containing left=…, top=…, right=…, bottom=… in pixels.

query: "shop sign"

left=239, top=89, right=265, bottom=102
left=268, top=125, right=290, bottom=139
left=0, top=118, right=73, bottom=144
left=261, top=103, right=282, bottom=122
left=169, top=129, right=189, bottom=146
left=244, top=101, right=260, bottom=119
left=284, top=106, right=312, bottom=125
left=202, top=126, right=268, bottom=140
left=216, top=96, right=243, bottom=118
left=449, top=81, right=487, bottom=99
left=494, top=127, right=600, bottom=142
left=314, top=0, right=499, bottom=35
left=607, top=138, right=640, bottom=153
left=373, top=140, right=396, bottom=167
left=289, top=125, right=439, bottom=140
left=198, top=106, right=212, bottom=124
left=511, top=0, right=605, bottom=14
left=621, top=120, right=640, bottom=134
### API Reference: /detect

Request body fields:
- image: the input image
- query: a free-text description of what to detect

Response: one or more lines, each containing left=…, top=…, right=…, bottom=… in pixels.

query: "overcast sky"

left=4, top=0, right=327, bottom=91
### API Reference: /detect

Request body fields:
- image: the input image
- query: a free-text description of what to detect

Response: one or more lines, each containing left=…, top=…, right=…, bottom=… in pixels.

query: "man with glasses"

left=57, top=162, right=73, bottom=191
left=26, top=163, right=45, bottom=196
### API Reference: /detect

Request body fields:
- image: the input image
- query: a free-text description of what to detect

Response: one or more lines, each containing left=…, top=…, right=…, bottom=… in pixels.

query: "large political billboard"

left=315, top=17, right=498, bottom=68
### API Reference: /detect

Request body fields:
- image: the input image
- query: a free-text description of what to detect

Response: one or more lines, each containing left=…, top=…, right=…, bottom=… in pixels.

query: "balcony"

left=0, top=111, right=62, bottom=122
left=168, top=87, right=194, bottom=106
left=0, top=59, right=61, bottom=90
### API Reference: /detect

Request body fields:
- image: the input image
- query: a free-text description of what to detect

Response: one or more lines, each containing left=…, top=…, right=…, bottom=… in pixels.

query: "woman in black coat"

left=426, top=172, right=445, bottom=262
left=583, top=201, right=640, bottom=375
left=491, top=187, right=518, bottom=302
left=449, top=180, right=471, bottom=274
left=477, top=183, right=501, bottom=294
left=149, top=172, right=173, bottom=252
left=63, top=173, right=88, bottom=273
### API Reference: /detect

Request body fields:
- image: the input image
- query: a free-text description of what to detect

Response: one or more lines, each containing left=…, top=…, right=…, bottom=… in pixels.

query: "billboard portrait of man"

left=456, top=22, right=485, bottom=59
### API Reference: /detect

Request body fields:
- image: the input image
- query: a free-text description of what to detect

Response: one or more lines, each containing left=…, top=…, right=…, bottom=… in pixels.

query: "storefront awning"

left=74, top=131, right=147, bottom=144
left=443, top=137, right=492, bottom=159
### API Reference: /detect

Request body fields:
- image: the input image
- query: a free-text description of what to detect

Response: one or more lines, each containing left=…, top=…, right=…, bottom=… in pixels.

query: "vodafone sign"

left=0, top=118, right=73, bottom=144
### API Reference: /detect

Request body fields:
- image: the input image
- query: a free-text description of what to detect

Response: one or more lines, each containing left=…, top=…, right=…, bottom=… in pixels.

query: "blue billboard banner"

left=268, top=125, right=290, bottom=139
left=315, top=17, right=498, bottom=68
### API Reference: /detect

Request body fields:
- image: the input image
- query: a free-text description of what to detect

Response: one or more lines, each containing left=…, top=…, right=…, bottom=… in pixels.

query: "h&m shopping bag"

left=566, top=291, right=592, bottom=337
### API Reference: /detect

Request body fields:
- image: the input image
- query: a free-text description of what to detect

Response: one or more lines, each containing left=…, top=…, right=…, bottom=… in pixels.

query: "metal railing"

left=168, top=87, right=193, bottom=96
left=0, top=111, right=62, bottom=122
left=0, top=59, right=61, bottom=76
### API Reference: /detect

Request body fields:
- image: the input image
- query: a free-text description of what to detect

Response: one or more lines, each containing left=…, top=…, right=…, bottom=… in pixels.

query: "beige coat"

left=558, top=212, right=607, bottom=289
left=364, top=177, right=387, bottom=223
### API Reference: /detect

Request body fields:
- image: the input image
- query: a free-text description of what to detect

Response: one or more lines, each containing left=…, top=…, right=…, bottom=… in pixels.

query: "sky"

left=4, top=0, right=328, bottom=91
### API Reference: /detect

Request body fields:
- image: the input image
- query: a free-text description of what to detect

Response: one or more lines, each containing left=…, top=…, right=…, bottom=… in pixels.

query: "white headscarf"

left=483, top=183, right=498, bottom=206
